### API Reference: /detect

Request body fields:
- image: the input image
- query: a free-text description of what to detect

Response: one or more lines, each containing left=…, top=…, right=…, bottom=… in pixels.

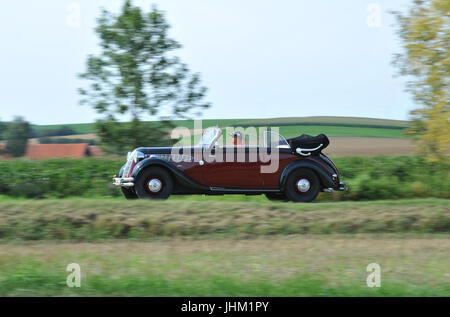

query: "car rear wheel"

left=121, top=187, right=138, bottom=199
left=265, top=193, right=289, bottom=202
left=284, top=168, right=320, bottom=202
left=135, top=167, right=173, bottom=200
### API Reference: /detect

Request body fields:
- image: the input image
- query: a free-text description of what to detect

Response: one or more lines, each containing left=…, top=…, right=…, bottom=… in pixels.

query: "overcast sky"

left=0, top=0, right=416, bottom=125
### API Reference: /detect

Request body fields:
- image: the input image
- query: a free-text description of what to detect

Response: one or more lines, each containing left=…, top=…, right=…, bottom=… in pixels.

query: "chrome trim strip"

left=296, top=144, right=323, bottom=156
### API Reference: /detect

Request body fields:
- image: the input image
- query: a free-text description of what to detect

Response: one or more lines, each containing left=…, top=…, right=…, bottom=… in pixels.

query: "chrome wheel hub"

left=296, top=178, right=310, bottom=193
left=148, top=178, right=162, bottom=193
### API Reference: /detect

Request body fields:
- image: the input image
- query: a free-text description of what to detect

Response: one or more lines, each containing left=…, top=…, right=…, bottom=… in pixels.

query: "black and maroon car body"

left=113, top=128, right=347, bottom=202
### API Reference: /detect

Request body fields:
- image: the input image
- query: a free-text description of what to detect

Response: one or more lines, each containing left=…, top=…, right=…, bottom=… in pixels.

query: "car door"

left=200, top=146, right=264, bottom=188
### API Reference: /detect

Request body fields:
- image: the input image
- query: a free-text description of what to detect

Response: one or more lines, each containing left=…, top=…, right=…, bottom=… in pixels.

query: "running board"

left=210, top=187, right=280, bottom=193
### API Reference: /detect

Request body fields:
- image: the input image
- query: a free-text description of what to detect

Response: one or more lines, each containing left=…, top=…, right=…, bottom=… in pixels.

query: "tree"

left=5, top=117, right=31, bottom=157
left=79, top=1, right=210, bottom=154
left=0, top=118, right=6, bottom=141
left=392, top=0, right=449, bottom=162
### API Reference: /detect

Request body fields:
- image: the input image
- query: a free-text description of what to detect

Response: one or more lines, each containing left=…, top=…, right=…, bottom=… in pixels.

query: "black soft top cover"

left=287, top=134, right=330, bottom=153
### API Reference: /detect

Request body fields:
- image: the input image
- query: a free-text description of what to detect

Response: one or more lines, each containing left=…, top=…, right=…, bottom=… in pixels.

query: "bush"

left=0, top=156, right=448, bottom=200
left=0, top=158, right=124, bottom=198
left=333, top=156, right=449, bottom=200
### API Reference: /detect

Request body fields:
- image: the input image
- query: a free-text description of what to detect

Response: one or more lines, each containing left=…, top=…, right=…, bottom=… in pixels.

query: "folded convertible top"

left=287, top=134, right=329, bottom=155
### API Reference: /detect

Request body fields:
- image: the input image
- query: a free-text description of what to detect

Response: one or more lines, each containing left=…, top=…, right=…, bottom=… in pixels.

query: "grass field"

left=0, top=198, right=448, bottom=296
left=31, top=116, right=409, bottom=139
left=0, top=235, right=449, bottom=296
left=31, top=123, right=95, bottom=135
left=278, top=126, right=407, bottom=138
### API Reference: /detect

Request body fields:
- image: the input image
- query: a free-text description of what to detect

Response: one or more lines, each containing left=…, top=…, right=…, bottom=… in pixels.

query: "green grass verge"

left=2, top=264, right=448, bottom=296
left=0, top=198, right=448, bottom=241
left=0, top=235, right=448, bottom=296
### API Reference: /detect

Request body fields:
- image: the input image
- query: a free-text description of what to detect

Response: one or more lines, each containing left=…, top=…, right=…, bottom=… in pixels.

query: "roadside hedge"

left=0, top=156, right=448, bottom=200
left=0, top=199, right=448, bottom=240
left=0, top=158, right=124, bottom=198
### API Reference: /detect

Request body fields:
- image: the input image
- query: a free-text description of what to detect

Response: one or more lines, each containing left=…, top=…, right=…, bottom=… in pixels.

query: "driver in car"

left=231, top=131, right=243, bottom=146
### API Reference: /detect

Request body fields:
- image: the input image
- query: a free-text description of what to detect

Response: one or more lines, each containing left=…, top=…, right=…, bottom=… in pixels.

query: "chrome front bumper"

left=339, top=182, right=348, bottom=191
left=323, top=182, right=348, bottom=193
left=112, top=177, right=134, bottom=187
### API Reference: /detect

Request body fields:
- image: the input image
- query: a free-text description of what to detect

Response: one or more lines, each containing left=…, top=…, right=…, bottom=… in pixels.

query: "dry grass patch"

left=0, top=199, right=448, bottom=241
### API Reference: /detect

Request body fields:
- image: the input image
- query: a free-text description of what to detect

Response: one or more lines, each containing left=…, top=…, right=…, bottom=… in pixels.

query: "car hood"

left=136, top=146, right=198, bottom=155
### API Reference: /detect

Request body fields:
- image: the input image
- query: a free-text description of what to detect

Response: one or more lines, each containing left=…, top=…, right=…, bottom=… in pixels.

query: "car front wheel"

left=121, top=187, right=138, bottom=199
left=284, top=168, right=320, bottom=202
left=135, top=167, right=173, bottom=200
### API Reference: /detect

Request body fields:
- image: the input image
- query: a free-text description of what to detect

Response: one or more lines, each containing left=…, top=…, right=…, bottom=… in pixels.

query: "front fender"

left=280, top=159, right=337, bottom=191
left=131, top=157, right=209, bottom=192
left=118, top=164, right=126, bottom=177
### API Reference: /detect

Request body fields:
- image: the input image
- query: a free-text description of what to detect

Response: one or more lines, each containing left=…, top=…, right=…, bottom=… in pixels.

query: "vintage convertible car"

left=112, top=127, right=347, bottom=202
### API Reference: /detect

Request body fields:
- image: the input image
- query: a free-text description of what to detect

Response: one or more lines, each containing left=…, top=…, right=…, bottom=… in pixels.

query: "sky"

left=0, top=0, right=416, bottom=125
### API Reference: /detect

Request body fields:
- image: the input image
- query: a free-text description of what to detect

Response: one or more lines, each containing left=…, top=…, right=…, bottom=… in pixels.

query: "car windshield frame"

left=197, top=128, right=290, bottom=149
left=197, top=127, right=222, bottom=148
left=262, top=131, right=290, bottom=149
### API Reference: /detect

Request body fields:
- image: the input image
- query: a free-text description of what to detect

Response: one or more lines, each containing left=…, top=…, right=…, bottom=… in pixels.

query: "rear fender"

left=280, top=159, right=337, bottom=191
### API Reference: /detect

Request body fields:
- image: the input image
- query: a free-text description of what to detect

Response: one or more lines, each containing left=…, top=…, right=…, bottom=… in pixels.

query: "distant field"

left=324, top=137, right=415, bottom=156
left=234, top=116, right=408, bottom=128
left=27, top=133, right=99, bottom=145
left=32, top=123, right=94, bottom=135
left=278, top=126, right=406, bottom=138
left=173, top=116, right=408, bottom=130
left=32, top=116, right=409, bottom=139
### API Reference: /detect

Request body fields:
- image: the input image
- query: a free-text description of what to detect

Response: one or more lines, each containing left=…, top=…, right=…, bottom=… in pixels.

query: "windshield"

left=263, top=131, right=290, bottom=148
left=198, top=127, right=222, bottom=147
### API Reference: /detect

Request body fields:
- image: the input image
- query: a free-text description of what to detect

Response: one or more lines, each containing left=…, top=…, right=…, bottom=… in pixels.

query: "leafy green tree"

left=393, top=0, right=449, bottom=162
left=79, top=1, right=210, bottom=154
left=0, top=119, right=6, bottom=141
left=5, top=117, right=31, bottom=157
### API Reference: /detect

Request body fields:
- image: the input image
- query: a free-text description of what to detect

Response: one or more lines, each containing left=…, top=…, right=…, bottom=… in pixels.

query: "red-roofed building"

left=0, top=143, right=104, bottom=159
left=0, top=144, right=12, bottom=159
left=25, top=143, right=91, bottom=159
